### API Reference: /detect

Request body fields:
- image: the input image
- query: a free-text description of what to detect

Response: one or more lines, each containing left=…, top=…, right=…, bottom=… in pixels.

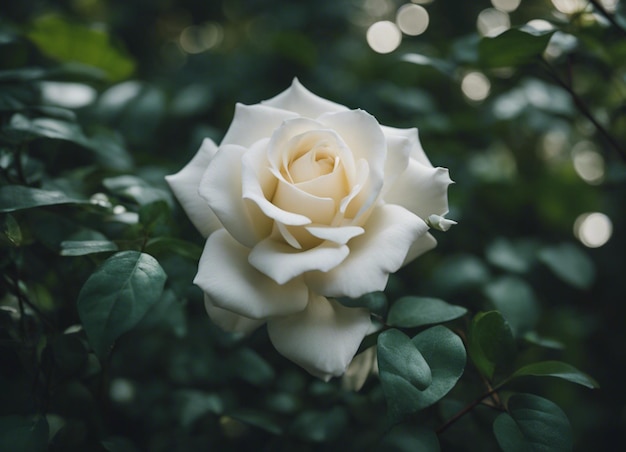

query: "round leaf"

left=468, top=311, right=516, bottom=380
left=378, top=328, right=433, bottom=391
left=77, top=251, right=167, bottom=358
left=493, top=393, right=572, bottom=452
left=484, top=277, right=540, bottom=338
left=479, top=28, right=554, bottom=68
left=387, top=296, right=467, bottom=328
left=60, top=240, right=119, bottom=256
left=538, top=243, right=595, bottom=290
left=0, top=185, right=87, bottom=213
left=378, top=326, right=466, bottom=425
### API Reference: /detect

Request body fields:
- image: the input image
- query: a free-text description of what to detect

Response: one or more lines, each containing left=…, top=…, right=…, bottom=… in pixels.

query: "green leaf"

left=8, top=113, right=85, bottom=142
left=511, top=361, right=599, bottom=389
left=0, top=185, right=88, bottom=213
left=1, top=214, right=22, bottom=246
left=378, top=328, right=432, bottom=391
left=380, top=425, right=440, bottom=452
left=538, top=243, right=595, bottom=290
left=289, top=407, right=348, bottom=442
left=103, top=175, right=172, bottom=206
left=77, top=251, right=167, bottom=358
left=27, top=14, right=135, bottom=81
left=227, top=348, right=275, bottom=387
left=0, top=415, right=48, bottom=452
left=60, top=240, right=119, bottom=256
left=139, top=200, right=171, bottom=236
left=336, top=291, right=387, bottom=316
left=230, top=410, right=283, bottom=435
left=144, top=237, right=202, bottom=261
left=479, top=28, right=554, bottom=67
left=484, top=276, right=540, bottom=337
left=387, top=296, right=467, bottom=328
left=378, top=326, right=466, bottom=424
left=401, top=53, right=455, bottom=76
left=493, top=394, right=572, bottom=452
left=468, top=311, right=516, bottom=380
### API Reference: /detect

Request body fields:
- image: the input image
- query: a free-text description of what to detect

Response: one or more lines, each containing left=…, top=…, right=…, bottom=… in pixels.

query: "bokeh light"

left=477, top=8, right=510, bottom=37
left=572, top=141, right=605, bottom=184
left=179, top=23, right=223, bottom=54
left=396, top=4, right=429, bottom=36
left=40, top=81, right=97, bottom=108
left=574, top=212, right=613, bottom=248
left=551, top=0, right=587, bottom=14
left=491, top=0, right=521, bottom=13
left=367, top=21, right=402, bottom=53
left=461, top=71, right=491, bottom=101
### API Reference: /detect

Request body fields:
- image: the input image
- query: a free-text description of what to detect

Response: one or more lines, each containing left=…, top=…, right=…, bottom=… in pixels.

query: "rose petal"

left=305, top=225, right=364, bottom=245
left=249, top=238, right=349, bottom=284
left=199, top=143, right=271, bottom=247
left=194, top=229, right=309, bottom=319
left=262, top=78, right=349, bottom=118
left=306, top=203, right=429, bottom=298
left=165, top=138, right=221, bottom=237
left=403, top=232, right=437, bottom=266
left=385, top=161, right=453, bottom=220
left=221, top=103, right=298, bottom=147
left=272, top=179, right=336, bottom=225
left=381, top=126, right=432, bottom=167
left=267, top=293, right=371, bottom=380
left=382, top=133, right=412, bottom=196
left=204, top=294, right=265, bottom=335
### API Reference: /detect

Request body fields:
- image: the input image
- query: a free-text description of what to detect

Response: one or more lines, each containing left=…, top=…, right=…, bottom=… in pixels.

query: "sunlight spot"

left=551, top=0, right=587, bottom=14
left=461, top=72, right=491, bottom=102
left=477, top=8, right=510, bottom=37
left=179, top=23, right=223, bottom=54
left=491, top=0, right=521, bottom=13
left=40, top=82, right=97, bottom=108
left=572, top=141, right=605, bottom=184
left=367, top=21, right=402, bottom=53
left=396, top=4, right=429, bottom=36
left=574, top=212, right=612, bottom=248
left=526, top=19, right=555, bottom=32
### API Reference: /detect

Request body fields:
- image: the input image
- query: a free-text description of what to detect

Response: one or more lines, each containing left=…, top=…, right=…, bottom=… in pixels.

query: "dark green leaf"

left=227, top=348, right=275, bottom=387
left=174, top=390, right=223, bottom=428
left=523, top=331, right=564, bottom=350
left=1, top=214, right=21, bottom=246
left=290, top=407, right=347, bottom=442
left=468, top=311, right=516, bottom=380
left=336, top=291, right=387, bottom=316
left=484, top=276, right=540, bottom=337
left=479, top=28, right=554, bottom=67
left=27, top=14, right=135, bottom=81
left=103, top=175, right=171, bottom=206
left=493, top=394, right=572, bottom=452
left=60, top=240, right=119, bottom=256
left=0, top=415, right=48, bottom=452
left=8, top=114, right=86, bottom=142
left=379, top=326, right=466, bottom=424
left=77, top=251, right=167, bottom=358
left=230, top=410, right=283, bottom=435
left=378, top=328, right=432, bottom=391
left=485, top=238, right=537, bottom=273
left=387, top=296, right=467, bottom=328
left=512, top=361, right=599, bottom=389
left=401, top=53, right=455, bottom=76
left=137, top=289, right=187, bottom=338
left=51, top=333, right=88, bottom=377
left=380, top=425, right=440, bottom=452
left=0, top=185, right=88, bottom=212
left=139, top=200, right=171, bottom=236
left=144, top=237, right=202, bottom=261
left=538, top=243, right=595, bottom=290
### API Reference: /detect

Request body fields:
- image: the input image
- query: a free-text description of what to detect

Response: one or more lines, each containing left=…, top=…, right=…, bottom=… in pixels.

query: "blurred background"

left=1, top=0, right=625, bottom=450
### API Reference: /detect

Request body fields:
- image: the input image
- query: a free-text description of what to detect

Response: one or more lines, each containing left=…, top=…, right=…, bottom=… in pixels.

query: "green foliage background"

left=1, top=0, right=625, bottom=450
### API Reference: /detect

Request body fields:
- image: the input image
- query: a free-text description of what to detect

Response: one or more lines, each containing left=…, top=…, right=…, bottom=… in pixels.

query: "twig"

left=539, top=57, right=626, bottom=164
left=588, top=0, right=626, bottom=36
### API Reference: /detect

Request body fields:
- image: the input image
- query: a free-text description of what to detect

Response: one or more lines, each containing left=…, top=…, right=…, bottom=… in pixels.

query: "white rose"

left=166, top=79, right=453, bottom=380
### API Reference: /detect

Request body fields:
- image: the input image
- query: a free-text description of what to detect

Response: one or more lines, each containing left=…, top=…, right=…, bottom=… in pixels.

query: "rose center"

left=285, top=140, right=338, bottom=184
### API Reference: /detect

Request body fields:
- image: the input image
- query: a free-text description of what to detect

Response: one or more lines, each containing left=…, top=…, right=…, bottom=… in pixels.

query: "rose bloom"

left=166, top=79, right=453, bottom=380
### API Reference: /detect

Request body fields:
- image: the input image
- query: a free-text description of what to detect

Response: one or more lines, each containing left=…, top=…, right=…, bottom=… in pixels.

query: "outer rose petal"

left=199, top=144, right=272, bottom=247
left=385, top=161, right=453, bottom=221
left=165, top=138, right=221, bottom=237
left=381, top=126, right=432, bottom=167
left=403, top=232, right=438, bottom=265
left=306, top=203, right=429, bottom=298
left=262, top=78, right=348, bottom=118
left=267, top=293, right=371, bottom=381
left=221, top=103, right=298, bottom=147
left=203, top=294, right=264, bottom=335
left=194, top=229, right=309, bottom=319
left=249, top=238, right=349, bottom=284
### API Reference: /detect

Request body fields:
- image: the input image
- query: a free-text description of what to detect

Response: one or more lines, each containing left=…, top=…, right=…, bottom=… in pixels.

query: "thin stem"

left=436, top=380, right=508, bottom=435
left=540, top=57, right=626, bottom=163
left=588, top=0, right=626, bottom=36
